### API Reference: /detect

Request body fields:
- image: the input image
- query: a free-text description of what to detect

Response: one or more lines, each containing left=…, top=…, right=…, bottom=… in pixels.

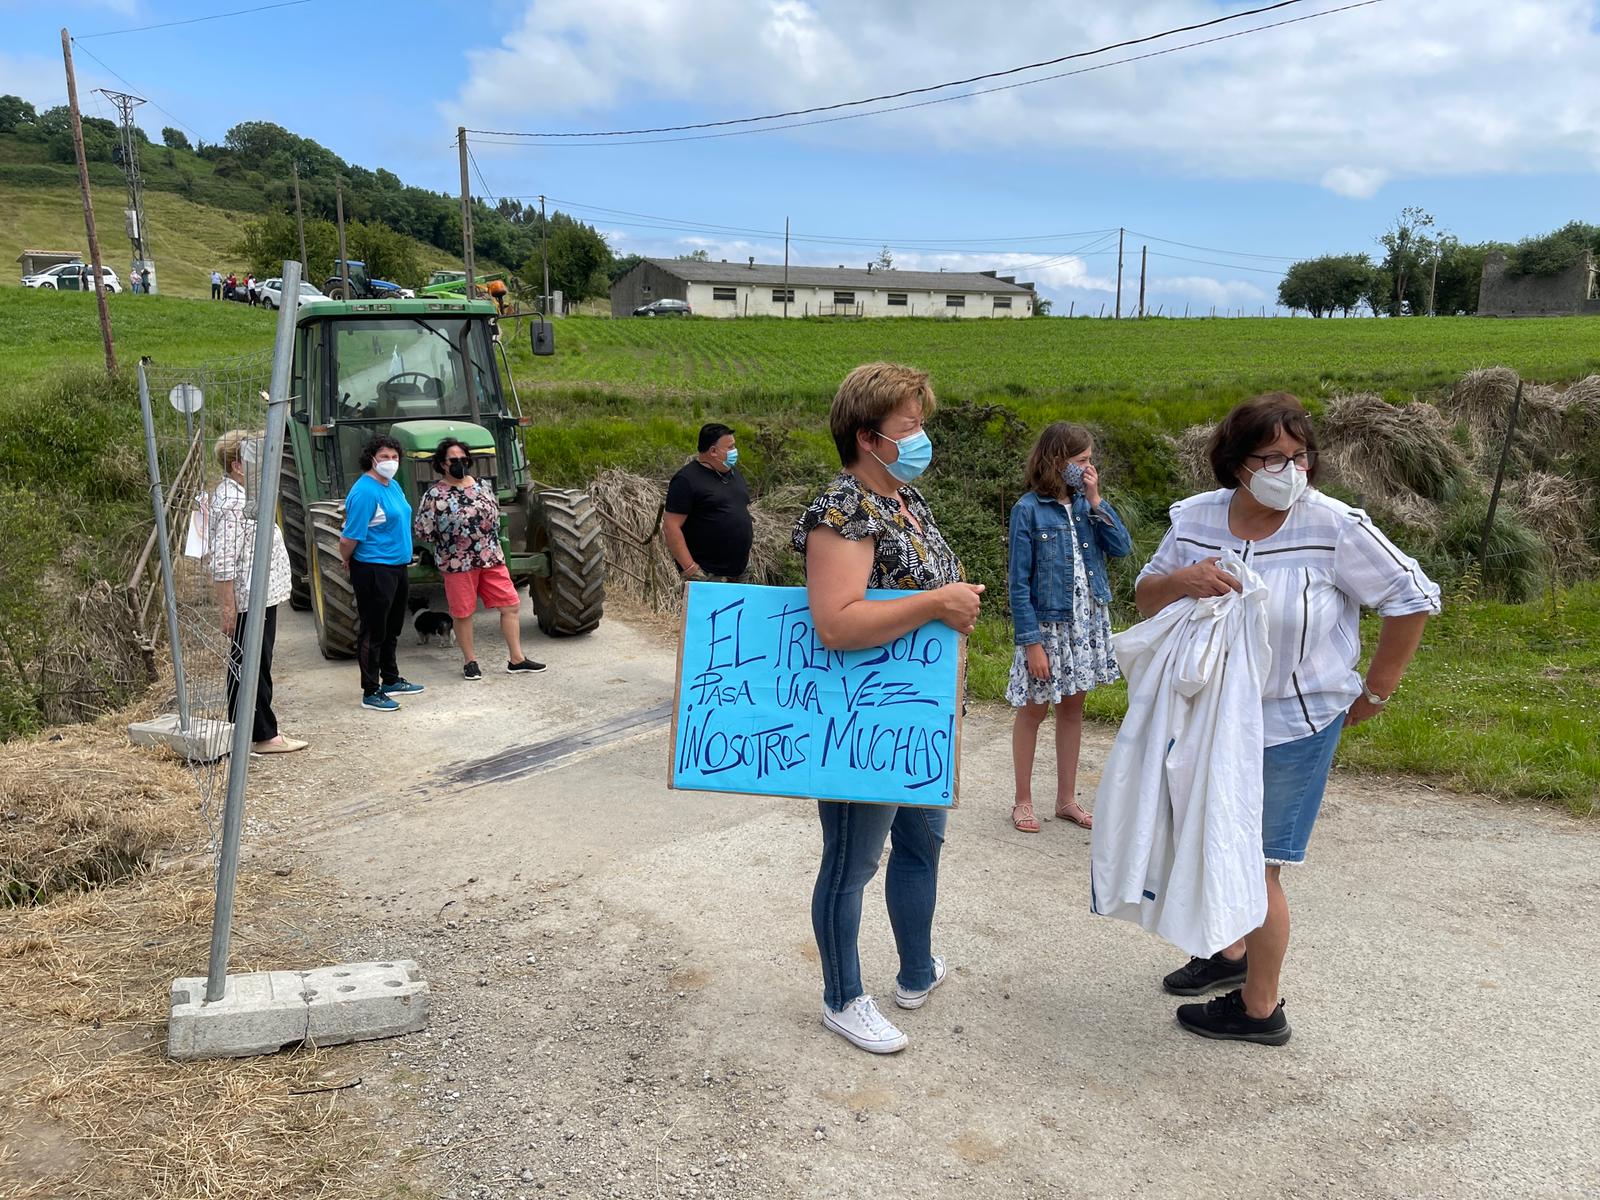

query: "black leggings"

left=350, top=561, right=409, bottom=695
left=225, top=604, right=278, bottom=742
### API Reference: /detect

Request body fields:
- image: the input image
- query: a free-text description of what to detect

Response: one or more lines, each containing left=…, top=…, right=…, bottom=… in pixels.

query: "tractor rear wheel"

left=308, top=502, right=360, bottom=659
left=324, top=281, right=347, bottom=301
left=528, top=488, right=605, bottom=637
left=279, top=443, right=311, bottom=611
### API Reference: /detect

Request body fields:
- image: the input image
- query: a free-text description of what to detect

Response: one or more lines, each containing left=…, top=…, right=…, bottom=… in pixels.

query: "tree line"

left=1, top=97, right=622, bottom=302
left=1278, top=208, right=1600, bottom=318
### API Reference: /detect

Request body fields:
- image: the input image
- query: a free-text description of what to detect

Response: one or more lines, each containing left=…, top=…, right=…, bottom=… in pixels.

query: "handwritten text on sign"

left=670, top=583, right=962, bottom=807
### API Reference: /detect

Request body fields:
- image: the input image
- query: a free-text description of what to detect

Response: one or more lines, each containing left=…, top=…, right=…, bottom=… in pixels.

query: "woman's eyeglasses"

left=1246, top=450, right=1316, bottom=474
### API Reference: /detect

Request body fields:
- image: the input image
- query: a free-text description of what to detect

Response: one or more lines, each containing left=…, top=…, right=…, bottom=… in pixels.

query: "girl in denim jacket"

left=1006, top=422, right=1132, bottom=833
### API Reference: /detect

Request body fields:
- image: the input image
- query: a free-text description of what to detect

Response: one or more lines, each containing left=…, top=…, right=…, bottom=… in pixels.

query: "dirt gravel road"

left=245, top=600, right=1597, bottom=1200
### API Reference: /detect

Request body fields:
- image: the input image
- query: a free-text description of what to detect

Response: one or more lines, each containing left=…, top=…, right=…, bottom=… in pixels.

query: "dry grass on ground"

left=0, top=723, right=413, bottom=1199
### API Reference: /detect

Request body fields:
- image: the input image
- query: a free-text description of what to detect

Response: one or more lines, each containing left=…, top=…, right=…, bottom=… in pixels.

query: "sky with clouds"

left=5, top=0, right=1598, bottom=313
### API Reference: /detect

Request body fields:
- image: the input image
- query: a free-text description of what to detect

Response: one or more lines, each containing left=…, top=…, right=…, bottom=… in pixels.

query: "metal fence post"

left=205, top=260, right=300, bottom=1003
left=138, top=361, right=192, bottom=732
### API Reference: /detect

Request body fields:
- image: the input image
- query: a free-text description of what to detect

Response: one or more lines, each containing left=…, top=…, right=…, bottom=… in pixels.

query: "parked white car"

left=20, top=263, right=122, bottom=293
left=259, top=277, right=329, bottom=310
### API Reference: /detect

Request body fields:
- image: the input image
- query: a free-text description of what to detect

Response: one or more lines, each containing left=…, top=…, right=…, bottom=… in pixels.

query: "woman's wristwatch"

left=1361, top=681, right=1392, bottom=706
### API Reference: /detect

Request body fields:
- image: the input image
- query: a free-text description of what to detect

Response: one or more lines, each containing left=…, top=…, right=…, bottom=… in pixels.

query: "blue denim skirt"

left=1261, top=716, right=1344, bottom=865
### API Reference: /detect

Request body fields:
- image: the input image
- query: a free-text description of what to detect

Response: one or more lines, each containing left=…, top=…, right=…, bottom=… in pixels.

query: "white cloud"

left=1320, top=166, right=1389, bottom=200
left=447, top=1, right=1600, bottom=193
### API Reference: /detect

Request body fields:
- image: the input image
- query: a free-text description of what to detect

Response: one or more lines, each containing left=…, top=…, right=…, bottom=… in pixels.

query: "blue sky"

left=5, top=0, right=1598, bottom=313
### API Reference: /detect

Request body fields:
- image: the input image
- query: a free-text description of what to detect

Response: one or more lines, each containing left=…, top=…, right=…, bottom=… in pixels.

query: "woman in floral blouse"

left=791, top=362, right=985, bottom=1056
left=413, top=438, right=545, bottom=682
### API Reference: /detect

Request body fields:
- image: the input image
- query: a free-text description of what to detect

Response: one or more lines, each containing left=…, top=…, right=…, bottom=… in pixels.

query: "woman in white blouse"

left=210, top=431, right=307, bottom=755
left=1134, top=393, right=1438, bottom=1045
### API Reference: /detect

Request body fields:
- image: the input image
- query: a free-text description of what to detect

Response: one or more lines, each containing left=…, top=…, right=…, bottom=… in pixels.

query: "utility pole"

left=291, top=160, right=308, bottom=272
left=456, top=126, right=475, bottom=299
left=99, top=88, right=152, bottom=294
left=1426, top=253, right=1440, bottom=317
left=1137, top=244, right=1147, bottom=319
left=335, top=181, right=349, bottom=298
left=1114, top=227, right=1124, bottom=320
left=783, top=216, right=790, bottom=319
left=539, top=194, right=550, bottom=314
left=61, top=29, right=115, bottom=373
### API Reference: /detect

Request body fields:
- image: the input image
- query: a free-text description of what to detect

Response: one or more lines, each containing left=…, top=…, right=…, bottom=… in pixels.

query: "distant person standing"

left=663, top=423, right=753, bottom=583
left=140, top=266, right=151, bottom=295
left=246, top=275, right=258, bottom=307
left=340, top=435, right=426, bottom=712
left=211, top=269, right=222, bottom=300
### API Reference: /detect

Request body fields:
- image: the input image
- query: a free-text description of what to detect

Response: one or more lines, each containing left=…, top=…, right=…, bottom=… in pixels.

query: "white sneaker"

left=821, top=994, right=908, bottom=1054
left=894, top=955, right=947, bottom=1010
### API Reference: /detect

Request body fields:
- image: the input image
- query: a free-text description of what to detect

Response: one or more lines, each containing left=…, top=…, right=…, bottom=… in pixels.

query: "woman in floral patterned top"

left=413, top=438, right=545, bottom=681
left=791, top=362, right=985, bottom=1056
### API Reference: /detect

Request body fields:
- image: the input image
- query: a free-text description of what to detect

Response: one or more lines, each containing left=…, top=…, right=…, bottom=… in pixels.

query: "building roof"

left=641, top=258, right=1034, bottom=294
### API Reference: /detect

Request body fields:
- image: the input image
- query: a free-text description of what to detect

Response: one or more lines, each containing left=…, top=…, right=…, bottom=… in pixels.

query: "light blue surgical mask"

left=724, top=447, right=738, bottom=468
left=873, top=428, right=933, bottom=483
left=1062, top=462, right=1087, bottom=489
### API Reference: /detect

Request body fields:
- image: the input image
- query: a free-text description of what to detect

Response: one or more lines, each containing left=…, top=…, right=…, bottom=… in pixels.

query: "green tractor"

left=278, top=296, right=605, bottom=658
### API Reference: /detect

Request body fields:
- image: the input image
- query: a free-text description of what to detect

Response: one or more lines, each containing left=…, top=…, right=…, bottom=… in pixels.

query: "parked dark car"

left=632, top=298, right=692, bottom=317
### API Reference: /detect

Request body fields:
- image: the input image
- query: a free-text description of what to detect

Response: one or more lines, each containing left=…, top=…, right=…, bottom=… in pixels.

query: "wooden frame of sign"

left=667, top=582, right=965, bottom=809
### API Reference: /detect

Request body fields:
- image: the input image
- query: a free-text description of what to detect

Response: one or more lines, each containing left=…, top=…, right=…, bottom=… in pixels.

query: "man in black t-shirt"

left=663, top=423, right=753, bottom=582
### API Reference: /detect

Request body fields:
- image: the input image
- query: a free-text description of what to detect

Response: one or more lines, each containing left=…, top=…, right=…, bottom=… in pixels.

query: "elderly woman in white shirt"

left=210, top=430, right=306, bottom=754
left=1134, top=392, right=1438, bottom=1046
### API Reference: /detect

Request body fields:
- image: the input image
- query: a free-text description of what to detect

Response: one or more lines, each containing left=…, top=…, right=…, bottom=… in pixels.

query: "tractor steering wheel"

left=378, top=371, right=441, bottom=406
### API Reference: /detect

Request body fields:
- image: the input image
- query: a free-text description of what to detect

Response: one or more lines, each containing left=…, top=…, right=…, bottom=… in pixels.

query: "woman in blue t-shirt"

left=340, top=435, right=427, bottom=712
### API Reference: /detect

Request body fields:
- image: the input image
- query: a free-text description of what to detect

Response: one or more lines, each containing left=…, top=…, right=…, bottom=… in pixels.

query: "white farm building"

left=609, top=258, right=1037, bottom=319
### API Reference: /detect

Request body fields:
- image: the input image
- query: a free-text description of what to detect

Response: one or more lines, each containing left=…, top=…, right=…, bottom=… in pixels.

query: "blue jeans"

left=1261, top=716, right=1344, bottom=865
left=812, top=801, right=946, bottom=1012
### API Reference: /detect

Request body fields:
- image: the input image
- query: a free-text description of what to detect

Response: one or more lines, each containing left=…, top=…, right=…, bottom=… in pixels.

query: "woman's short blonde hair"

left=214, top=429, right=249, bottom=474
left=829, top=362, right=936, bottom=466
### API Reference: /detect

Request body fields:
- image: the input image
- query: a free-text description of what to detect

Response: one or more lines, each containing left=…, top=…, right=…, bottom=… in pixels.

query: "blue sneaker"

left=380, top=678, right=426, bottom=696
left=361, top=693, right=400, bottom=713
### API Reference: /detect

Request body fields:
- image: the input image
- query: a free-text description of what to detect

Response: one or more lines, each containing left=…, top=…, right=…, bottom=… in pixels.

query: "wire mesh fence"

left=132, top=350, right=277, bottom=851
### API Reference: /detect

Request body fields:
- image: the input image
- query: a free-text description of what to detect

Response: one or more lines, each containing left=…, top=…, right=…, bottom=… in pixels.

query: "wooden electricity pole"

left=539, top=194, right=550, bottom=312
left=457, top=127, right=475, bottom=298
left=291, top=160, right=308, bottom=272
left=783, top=216, right=790, bottom=319
left=1427, top=253, right=1440, bottom=317
left=1137, top=244, right=1147, bottom=319
left=1114, top=227, right=1124, bottom=320
left=61, top=28, right=116, bottom=373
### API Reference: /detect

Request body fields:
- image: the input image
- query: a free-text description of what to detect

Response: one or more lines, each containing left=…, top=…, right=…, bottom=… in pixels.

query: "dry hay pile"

left=1172, top=423, right=1217, bottom=491
left=1513, top=471, right=1597, bottom=578
left=588, top=467, right=799, bottom=618
left=1317, top=392, right=1469, bottom=530
left=0, top=726, right=396, bottom=1198
left=1446, top=367, right=1571, bottom=470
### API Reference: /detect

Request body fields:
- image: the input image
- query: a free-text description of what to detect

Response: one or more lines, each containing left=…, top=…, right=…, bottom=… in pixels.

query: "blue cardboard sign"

left=670, top=583, right=964, bottom=807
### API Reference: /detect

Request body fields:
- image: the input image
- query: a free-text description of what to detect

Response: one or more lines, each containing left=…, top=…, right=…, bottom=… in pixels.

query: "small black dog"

left=408, top=595, right=456, bottom=647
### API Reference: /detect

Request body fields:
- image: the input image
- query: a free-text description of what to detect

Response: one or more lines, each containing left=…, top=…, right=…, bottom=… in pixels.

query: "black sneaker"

left=1176, top=989, right=1291, bottom=1046
left=462, top=660, right=482, bottom=681
left=1162, top=951, right=1248, bottom=996
left=507, top=658, right=547, bottom=673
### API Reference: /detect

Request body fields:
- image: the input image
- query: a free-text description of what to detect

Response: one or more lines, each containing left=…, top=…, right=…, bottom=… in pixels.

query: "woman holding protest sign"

left=792, top=362, right=985, bottom=1055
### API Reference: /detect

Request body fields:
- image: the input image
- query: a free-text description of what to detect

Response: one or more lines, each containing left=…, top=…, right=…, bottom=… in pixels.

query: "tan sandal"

left=1054, top=799, right=1092, bottom=829
left=1011, top=802, right=1041, bottom=833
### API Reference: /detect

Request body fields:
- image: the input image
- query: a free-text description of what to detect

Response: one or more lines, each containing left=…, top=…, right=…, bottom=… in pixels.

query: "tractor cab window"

left=325, top=316, right=499, bottom=486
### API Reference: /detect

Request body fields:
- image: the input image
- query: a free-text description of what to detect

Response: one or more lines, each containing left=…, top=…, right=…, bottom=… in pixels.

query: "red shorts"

left=442, top=564, right=519, bottom=619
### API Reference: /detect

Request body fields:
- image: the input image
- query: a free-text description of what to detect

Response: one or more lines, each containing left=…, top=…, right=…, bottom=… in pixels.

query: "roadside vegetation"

left=2, top=287, right=1595, bottom=808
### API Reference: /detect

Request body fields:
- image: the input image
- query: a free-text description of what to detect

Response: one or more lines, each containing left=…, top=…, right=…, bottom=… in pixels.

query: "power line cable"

left=467, top=0, right=1318, bottom=138
left=468, top=1, right=1385, bottom=148
left=1125, top=229, right=1301, bottom=262
left=1148, top=251, right=1289, bottom=276
left=70, top=40, right=204, bottom=140
left=77, top=0, right=316, bottom=39
left=466, top=144, right=498, bottom=208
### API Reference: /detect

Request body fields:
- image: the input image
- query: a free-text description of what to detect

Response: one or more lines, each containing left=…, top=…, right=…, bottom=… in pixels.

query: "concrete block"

left=167, top=960, right=428, bottom=1061
left=128, top=712, right=234, bottom=762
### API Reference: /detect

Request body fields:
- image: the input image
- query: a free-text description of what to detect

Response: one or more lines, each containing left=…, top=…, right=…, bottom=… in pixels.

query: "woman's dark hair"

left=1207, top=392, right=1322, bottom=488
left=1022, top=421, right=1092, bottom=500
left=698, top=422, right=735, bottom=453
left=430, top=436, right=472, bottom=474
left=359, top=434, right=404, bottom=473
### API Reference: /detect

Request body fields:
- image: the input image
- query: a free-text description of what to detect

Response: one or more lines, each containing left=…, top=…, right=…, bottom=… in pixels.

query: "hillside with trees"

left=0, top=97, right=615, bottom=301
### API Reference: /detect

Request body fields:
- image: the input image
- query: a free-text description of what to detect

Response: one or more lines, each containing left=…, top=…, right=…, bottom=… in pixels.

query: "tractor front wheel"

left=528, top=489, right=605, bottom=637
left=308, top=502, right=360, bottom=659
